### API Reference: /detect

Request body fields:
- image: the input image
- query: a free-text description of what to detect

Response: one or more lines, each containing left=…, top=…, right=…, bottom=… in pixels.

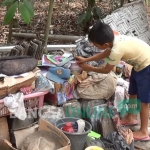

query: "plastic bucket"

left=55, top=117, right=92, bottom=150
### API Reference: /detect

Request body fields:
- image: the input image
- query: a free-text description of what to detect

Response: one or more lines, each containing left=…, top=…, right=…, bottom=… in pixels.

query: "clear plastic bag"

left=33, top=75, right=55, bottom=93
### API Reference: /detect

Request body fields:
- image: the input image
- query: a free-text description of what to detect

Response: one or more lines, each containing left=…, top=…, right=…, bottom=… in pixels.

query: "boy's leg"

left=120, top=94, right=138, bottom=125
left=121, top=66, right=150, bottom=139
left=133, top=65, right=150, bottom=139
left=120, top=68, right=138, bottom=125
left=133, top=102, right=149, bottom=138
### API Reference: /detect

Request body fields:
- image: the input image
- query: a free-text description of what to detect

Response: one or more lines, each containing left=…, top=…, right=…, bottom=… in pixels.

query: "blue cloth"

left=129, top=65, right=150, bottom=103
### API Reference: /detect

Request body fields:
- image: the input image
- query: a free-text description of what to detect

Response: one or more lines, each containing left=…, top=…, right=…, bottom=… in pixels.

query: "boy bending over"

left=75, top=21, right=150, bottom=141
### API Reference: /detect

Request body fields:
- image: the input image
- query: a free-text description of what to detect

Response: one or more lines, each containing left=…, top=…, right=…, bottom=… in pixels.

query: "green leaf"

left=23, top=0, right=34, bottom=17
left=4, top=1, right=18, bottom=25
left=85, top=10, right=91, bottom=21
left=95, top=7, right=102, bottom=18
left=92, top=7, right=102, bottom=19
left=19, top=2, right=30, bottom=24
left=2, top=0, right=16, bottom=6
left=77, top=13, right=87, bottom=25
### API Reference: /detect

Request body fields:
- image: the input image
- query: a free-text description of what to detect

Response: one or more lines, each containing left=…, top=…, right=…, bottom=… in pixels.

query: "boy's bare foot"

left=120, top=115, right=138, bottom=125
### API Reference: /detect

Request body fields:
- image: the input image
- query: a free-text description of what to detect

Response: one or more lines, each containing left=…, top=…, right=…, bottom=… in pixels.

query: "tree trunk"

left=7, top=18, right=13, bottom=44
left=43, top=0, right=54, bottom=54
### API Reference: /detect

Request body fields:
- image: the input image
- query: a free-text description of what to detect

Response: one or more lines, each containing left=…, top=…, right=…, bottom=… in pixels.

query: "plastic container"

left=70, top=61, right=82, bottom=75
left=0, top=90, right=48, bottom=117
left=85, top=146, right=104, bottom=150
left=55, top=117, right=92, bottom=150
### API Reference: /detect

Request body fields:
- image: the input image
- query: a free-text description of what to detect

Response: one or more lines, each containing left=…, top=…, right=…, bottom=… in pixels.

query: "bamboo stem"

left=43, top=0, right=54, bottom=54
left=9, top=32, right=81, bottom=42
left=7, top=19, right=13, bottom=44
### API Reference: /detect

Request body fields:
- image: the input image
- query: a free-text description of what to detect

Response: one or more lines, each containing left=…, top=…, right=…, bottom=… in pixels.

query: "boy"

left=75, top=21, right=150, bottom=141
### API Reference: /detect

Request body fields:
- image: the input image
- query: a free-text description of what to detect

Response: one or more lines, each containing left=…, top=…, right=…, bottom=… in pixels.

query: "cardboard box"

left=0, top=117, right=10, bottom=141
left=2, top=140, right=16, bottom=150
left=4, top=119, right=71, bottom=150
left=45, top=76, right=78, bottom=106
left=38, top=119, right=70, bottom=150
left=13, top=122, right=39, bottom=149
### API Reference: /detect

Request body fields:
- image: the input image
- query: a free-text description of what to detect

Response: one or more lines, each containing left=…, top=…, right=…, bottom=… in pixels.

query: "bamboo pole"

left=9, top=32, right=82, bottom=42
left=43, top=0, right=54, bottom=54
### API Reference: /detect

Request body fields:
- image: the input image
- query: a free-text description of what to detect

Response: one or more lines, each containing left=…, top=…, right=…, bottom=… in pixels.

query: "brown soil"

left=0, top=0, right=117, bottom=45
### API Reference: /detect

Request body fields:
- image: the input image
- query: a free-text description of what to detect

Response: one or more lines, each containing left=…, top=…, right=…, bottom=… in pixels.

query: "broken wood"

left=9, top=32, right=82, bottom=42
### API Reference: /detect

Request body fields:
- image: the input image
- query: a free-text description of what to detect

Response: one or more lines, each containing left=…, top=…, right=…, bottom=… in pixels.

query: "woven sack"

left=90, top=104, right=116, bottom=137
left=0, top=56, right=37, bottom=76
left=77, top=72, right=117, bottom=100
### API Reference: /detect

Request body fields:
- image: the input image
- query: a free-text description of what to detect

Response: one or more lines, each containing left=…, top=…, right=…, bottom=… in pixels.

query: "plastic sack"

left=40, top=105, right=65, bottom=125
left=106, top=131, right=134, bottom=150
left=85, top=137, right=114, bottom=149
left=33, top=75, right=55, bottom=94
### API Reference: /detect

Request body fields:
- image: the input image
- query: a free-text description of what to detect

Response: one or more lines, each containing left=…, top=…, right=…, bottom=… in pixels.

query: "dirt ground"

left=128, top=113, right=150, bottom=150
left=0, top=0, right=117, bottom=45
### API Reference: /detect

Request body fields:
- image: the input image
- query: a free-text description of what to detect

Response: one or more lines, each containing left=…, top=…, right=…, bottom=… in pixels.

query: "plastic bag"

left=85, top=137, right=114, bottom=149
left=33, top=75, right=55, bottom=93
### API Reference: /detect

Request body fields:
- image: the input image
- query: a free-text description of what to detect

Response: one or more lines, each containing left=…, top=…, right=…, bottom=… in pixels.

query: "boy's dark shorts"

left=129, top=65, right=150, bottom=103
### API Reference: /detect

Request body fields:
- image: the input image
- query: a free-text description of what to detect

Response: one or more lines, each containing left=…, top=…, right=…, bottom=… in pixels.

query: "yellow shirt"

left=107, top=35, right=150, bottom=71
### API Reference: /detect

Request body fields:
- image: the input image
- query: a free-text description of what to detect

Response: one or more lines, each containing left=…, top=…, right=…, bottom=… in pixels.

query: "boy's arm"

left=79, top=63, right=115, bottom=74
left=75, top=48, right=111, bottom=64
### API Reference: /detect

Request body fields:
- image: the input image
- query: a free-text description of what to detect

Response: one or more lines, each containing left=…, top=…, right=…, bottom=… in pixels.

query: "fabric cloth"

left=3, top=92, right=27, bottom=120
left=129, top=65, right=150, bottom=103
left=107, top=35, right=150, bottom=71
left=108, top=105, right=134, bottom=148
left=114, top=78, right=129, bottom=111
left=73, top=38, right=106, bottom=67
left=20, top=86, right=32, bottom=95
left=106, top=131, right=134, bottom=150
left=77, top=71, right=117, bottom=100
left=123, top=63, right=133, bottom=78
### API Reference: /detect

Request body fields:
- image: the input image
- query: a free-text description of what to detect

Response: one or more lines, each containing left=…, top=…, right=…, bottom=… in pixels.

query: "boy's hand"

left=78, top=63, right=92, bottom=72
left=75, top=56, right=86, bottom=64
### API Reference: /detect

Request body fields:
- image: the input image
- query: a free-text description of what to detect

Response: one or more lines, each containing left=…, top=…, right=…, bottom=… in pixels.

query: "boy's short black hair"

left=88, top=20, right=114, bottom=45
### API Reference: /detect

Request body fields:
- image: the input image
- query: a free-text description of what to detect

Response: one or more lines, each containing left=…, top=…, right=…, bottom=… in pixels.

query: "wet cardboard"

left=39, top=119, right=71, bottom=150
left=2, top=140, right=17, bottom=150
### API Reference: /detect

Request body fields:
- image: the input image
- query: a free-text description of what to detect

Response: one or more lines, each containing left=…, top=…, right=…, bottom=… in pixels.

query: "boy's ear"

left=104, top=43, right=109, bottom=47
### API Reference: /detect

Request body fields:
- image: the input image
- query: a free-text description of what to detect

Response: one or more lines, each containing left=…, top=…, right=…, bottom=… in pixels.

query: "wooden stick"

left=9, top=32, right=82, bottom=42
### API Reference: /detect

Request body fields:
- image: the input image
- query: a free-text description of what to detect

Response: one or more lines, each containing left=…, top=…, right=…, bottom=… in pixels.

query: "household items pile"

left=0, top=40, right=48, bottom=120
left=0, top=38, right=141, bottom=150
